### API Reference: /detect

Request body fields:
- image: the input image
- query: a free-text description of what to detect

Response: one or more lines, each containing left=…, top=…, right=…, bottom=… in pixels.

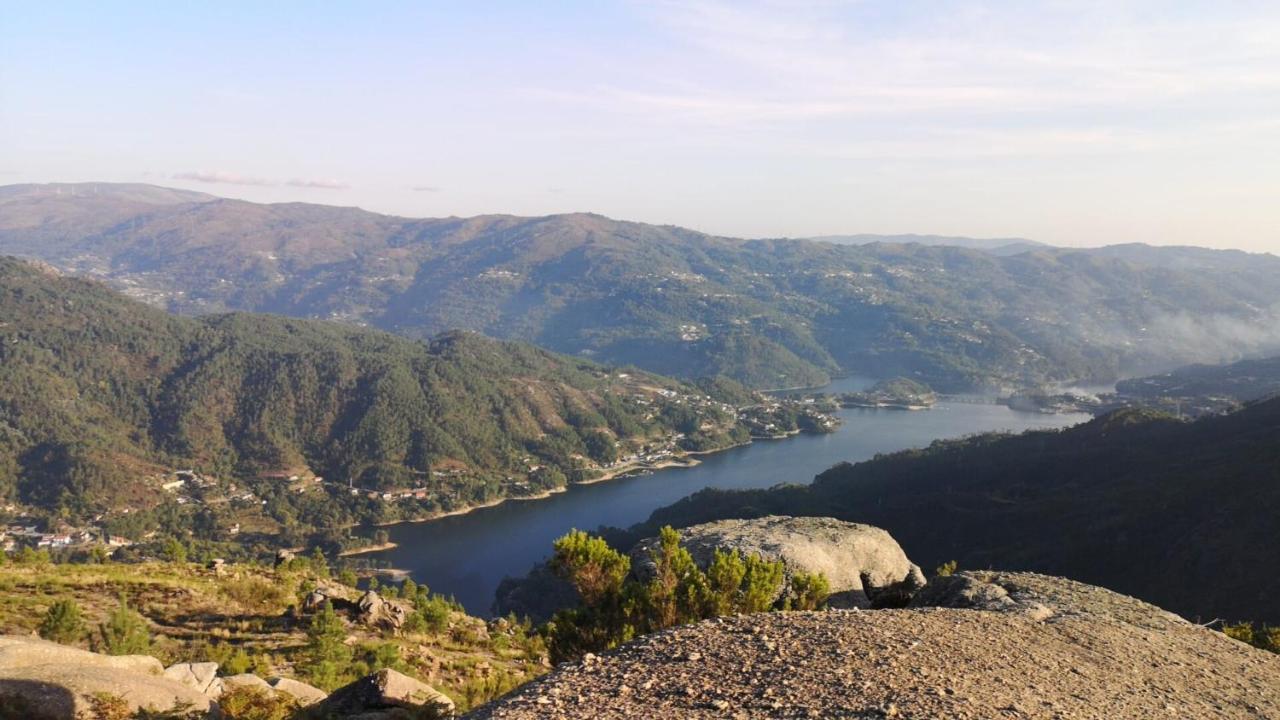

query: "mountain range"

left=3, top=182, right=1280, bottom=391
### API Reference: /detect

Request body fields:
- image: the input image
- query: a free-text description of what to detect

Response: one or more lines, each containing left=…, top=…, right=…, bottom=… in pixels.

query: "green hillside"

left=0, top=257, right=751, bottom=527
left=632, top=399, right=1280, bottom=624
left=5, top=183, right=1280, bottom=391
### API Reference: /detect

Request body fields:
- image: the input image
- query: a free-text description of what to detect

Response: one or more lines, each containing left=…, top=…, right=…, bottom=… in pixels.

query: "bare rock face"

left=630, top=516, right=926, bottom=607
left=466, top=572, right=1280, bottom=720
left=313, top=668, right=455, bottom=718
left=221, top=673, right=273, bottom=693
left=163, top=661, right=224, bottom=697
left=268, top=676, right=328, bottom=705
left=356, top=590, right=410, bottom=631
left=0, top=636, right=215, bottom=719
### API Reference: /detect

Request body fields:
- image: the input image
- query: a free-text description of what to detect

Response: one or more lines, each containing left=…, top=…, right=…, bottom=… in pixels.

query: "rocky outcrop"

left=268, top=676, right=328, bottom=705
left=495, top=516, right=925, bottom=620
left=466, top=572, right=1280, bottom=719
left=222, top=673, right=274, bottom=693
left=313, top=668, right=455, bottom=718
left=629, top=516, right=926, bottom=608
left=0, top=636, right=215, bottom=719
left=356, top=590, right=410, bottom=631
left=162, top=661, right=224, bottom=697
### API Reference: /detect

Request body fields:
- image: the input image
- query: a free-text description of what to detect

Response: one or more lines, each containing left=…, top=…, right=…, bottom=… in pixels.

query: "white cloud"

left=172, top=172, right=349, bottom=190
left=172, top=170, right=273, bottom=186
left=285, top=177, right=349, bottom=190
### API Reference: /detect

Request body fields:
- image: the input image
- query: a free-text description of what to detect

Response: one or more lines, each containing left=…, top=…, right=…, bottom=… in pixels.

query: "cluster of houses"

left=1, top=523, right=132, bottom=552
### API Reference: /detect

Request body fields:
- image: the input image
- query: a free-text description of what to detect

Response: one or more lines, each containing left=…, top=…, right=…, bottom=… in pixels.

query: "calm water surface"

left=369, top=377, right=1089, bottom=614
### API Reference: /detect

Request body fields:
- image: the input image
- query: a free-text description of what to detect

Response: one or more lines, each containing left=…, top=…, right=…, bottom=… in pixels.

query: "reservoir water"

left=368, top=377, right=1090, bottom=615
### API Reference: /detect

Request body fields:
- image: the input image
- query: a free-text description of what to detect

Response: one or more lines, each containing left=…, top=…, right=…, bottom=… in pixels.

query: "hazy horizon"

left=4, top=2, right=1279, bottom=252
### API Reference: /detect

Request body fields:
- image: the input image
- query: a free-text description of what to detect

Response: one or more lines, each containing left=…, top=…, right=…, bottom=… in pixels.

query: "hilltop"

left=634, top=397, right=1280, bottom=624
left=469, top=571, right=1280, bottom=719
left=4, top=183, right=1280, bottom=390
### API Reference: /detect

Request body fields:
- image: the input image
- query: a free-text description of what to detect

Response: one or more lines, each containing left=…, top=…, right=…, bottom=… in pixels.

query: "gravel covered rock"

left=467, top=572, right=1280, bottom=719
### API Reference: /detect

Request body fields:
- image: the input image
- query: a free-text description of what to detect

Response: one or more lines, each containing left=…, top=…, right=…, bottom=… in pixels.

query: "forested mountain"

left=807, top=233, right=1045, bottom=255
left=0, top=257, right=751, bottom=522
left=4, top=182, right=1280, bottom=391
left=629, top=399, right=1280, bottom=623
left=1116, top=354, right=1280, bottom=404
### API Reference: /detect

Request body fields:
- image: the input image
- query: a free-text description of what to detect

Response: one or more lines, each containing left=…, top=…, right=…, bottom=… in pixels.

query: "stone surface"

left=268, top=676, right=328, bottom=705
left=466, top=572, right=1280, bottom=719
left=162, top=661, right=224, bottom=697
left=630, top=516, right=926, bottom=607
left=314, top=668, right=455, bottom=718
left=355, top=590, right=409, bottom=631
left=0, top=636, right=214, bottom=719
left=495, top=515, right=925, bottom=620
left=0, top=635, right=163, bottom=676
left=221, top=673, right=273, bottom=693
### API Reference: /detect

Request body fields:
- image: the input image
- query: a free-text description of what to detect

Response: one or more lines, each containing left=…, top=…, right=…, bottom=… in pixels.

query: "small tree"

left=38, top=598, right=85, bottom=644
left=551, top=530, right=630, bottom=607
left=788, top=571, right=831, bottom=611
left=337, top=567, right=359, bottom=589
left=705, top=549, right=746, bottom=616
left=303, top=601, right=352, bottom=690
left=643, top=526, right=708, bottom=629
left=739, top=554, right=784, bottom=614
left=161, top=537, right=187, bottom=563
left=93, top=596, right=150, bottom=655
left=309, top=547, right=330, bottom=579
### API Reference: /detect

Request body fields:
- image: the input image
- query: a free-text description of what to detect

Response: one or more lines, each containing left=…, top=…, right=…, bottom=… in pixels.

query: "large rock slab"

left=163, top=661, right=224, bottom=697
left=630, top=516, right=925, bottom=607
left=268, top=676, right=328, bottom=705
left=0, top=635, right=162, bottom=675
left=0, top=636, right=214, bottom=719
left=314, top=668, right=455, bottom=718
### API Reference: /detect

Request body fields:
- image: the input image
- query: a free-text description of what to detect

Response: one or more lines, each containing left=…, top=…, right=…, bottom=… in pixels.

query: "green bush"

left=788, top=571, right=831, bottom=611
left=544, top=526, right=813, bottom=663
left=38, top=598, right=85, bottom=644
left=93, top=596, right=150, bottom=656
left=217, top=685, right=298, bottom=720
left=302, top=601, right=352, bottom=690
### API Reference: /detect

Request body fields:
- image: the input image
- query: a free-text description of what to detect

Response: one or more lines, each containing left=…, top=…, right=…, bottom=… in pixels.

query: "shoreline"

left=339, top=541, right=399, bottom=557
left=362, top=437, right=772, bottom=535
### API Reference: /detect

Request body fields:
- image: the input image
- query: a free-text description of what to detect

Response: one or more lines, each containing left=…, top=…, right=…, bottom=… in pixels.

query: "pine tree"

left=38, top=598, right=85, bottom=644
left=304, top=601, right=352, bottom=690
left=94, top=596, right=150, bottom=655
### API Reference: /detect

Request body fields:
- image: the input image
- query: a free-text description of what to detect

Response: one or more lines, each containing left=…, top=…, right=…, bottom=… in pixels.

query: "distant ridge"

left=3, top=182, right=1280, bottom=391
left=806, top=233, right=1046, bottom=256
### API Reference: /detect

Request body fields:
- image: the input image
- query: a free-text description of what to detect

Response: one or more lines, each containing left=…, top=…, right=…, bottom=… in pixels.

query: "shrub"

left=217, top=685, right=298, bottom=720
left=935, top=560, right=958, bottom=577
left=39, top=598, right=85, bottom=644
left=551, top=529, right=630, bottom=606
left=93, top=596, right=150, bottom=656
left=222, top=577, right=290, bottom=614
left=788, top=571, right=831, bottom=611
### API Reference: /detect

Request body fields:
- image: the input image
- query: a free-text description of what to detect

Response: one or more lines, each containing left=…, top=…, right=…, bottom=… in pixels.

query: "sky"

left=2, top=1, right=1279, bottom=251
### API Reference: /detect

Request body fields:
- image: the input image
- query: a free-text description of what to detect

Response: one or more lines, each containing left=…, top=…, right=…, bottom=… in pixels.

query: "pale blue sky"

left=3, top=1, right=1279, bottom=250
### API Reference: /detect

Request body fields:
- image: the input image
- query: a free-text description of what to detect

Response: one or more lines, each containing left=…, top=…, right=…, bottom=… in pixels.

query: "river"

left=367, top=377, right=1091, bottom=615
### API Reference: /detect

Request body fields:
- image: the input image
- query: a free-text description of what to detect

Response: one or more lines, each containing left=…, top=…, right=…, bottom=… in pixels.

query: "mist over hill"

left=4, top=182, right=1280, bottom=391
